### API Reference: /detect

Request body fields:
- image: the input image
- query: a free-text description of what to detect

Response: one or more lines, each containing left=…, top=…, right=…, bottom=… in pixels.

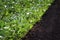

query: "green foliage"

left=0, top=0, right=53, bottom=40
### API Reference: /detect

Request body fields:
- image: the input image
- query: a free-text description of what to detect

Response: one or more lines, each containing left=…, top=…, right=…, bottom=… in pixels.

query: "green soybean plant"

left=0, top=0, right=53, bottom=40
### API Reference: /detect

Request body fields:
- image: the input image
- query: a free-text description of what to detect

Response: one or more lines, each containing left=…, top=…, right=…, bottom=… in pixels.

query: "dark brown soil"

left=22, top=0, right=60, bottom=40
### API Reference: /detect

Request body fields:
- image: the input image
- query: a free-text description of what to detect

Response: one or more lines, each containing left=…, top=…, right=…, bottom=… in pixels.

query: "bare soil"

left=22, top=0, right=60, bottom=40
